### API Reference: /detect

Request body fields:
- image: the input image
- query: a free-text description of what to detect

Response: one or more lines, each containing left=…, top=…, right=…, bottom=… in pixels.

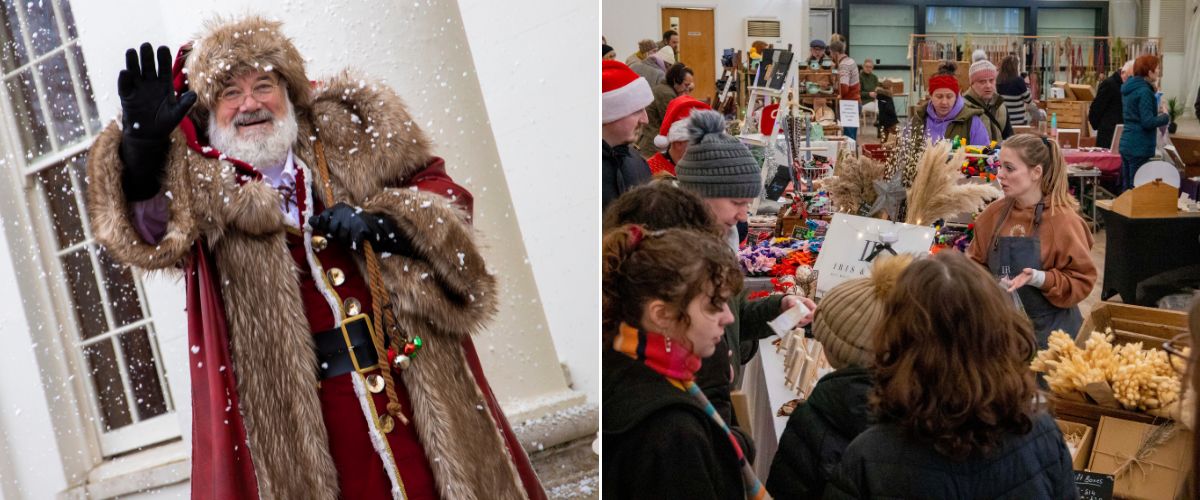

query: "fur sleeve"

left=364, top=187, right=497, bottom=337
left=86, top=122, right=200, bottom=270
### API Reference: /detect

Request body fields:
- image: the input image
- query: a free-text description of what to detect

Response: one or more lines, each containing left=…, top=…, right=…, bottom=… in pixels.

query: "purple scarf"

left=925, top=97, right=990, bottom=146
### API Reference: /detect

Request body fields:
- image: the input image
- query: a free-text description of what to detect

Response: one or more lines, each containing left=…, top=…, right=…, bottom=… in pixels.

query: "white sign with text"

left=813, top=213, right=936, bottom=297
left=838, top=100, right=860, bottom=128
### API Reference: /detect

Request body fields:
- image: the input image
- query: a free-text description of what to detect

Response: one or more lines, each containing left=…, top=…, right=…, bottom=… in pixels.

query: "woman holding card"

left=967, top=133, right=1097, bottom=348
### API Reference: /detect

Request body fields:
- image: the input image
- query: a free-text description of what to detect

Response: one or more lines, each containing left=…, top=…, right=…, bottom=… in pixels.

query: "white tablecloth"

left=742, top=337, right=798, bottom=483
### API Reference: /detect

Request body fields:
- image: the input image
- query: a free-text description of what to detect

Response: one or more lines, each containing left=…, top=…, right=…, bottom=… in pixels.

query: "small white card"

left=768, top=300, right=811, bottom=336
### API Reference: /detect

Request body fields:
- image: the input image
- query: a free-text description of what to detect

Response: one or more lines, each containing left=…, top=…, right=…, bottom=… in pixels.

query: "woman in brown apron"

left=967, top=134, right=1099, bottom=348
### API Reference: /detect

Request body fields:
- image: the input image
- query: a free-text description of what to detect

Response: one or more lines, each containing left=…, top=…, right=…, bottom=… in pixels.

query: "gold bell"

left=311, top=235, right=328, bottom=252
left=327, top=268, right=346, bottom=286
left=379, top=414, right=395, bottom=434
left=344, top=297, right=362, bottom=317
left=365, top=374, right=385, bottom=394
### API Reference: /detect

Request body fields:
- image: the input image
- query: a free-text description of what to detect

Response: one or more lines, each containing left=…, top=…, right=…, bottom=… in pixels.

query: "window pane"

left=82, top=339, right=132, bottom=431
left=62, top=246, right=107, bottom=338
left=36, top=162, right=83, bottom=249
left=98, top=246, right=144, bottom=327
left=0, top=2, right=29, bottom=73
left=23, top=1, right=60, bottom=59
left=54, top=0, right=75, bottom=40
left=119, top=328, right=168, bottom=420
left=5, top=69, right=51, bottom=159
left=40, top=51, right=83, bottom=147
left=69, top=45, right=98, bottom=133
left=925, top=7, right=1024, bottom=35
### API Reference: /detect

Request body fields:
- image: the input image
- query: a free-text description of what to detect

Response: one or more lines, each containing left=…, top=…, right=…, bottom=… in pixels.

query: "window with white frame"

left=1, top=0, right=178, bottom=456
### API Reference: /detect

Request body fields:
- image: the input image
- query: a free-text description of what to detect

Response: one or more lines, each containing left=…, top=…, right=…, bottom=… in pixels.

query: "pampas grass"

left=904, top=141, right=1002, bottom=226
left=824, top=154, right=888, bottom=214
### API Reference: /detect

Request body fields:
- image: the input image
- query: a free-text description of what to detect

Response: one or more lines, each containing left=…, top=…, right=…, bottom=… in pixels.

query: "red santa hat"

left=603, top=60, right=653, bottom=124
left=654, top=96, right=712, bottom=150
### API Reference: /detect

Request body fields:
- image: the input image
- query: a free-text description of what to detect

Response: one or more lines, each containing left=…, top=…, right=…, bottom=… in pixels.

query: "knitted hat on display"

left=969, top=50, right=997, bottom=83
left=812, top=254, right=915, bottom=369
left=675, top=110, right=761, bottom=199
left=654, top=96, right=712, bottom=150
left=602, top=60, right=653, bottom=124
left=928, top=73, right=960, bottom=95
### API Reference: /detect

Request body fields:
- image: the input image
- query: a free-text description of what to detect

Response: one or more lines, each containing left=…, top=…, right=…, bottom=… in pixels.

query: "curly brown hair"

left=871, top=251, right=1038, bottom=460
left=602, top=225, right=742, bottom=341
left=602, top=177, right=718, bottom=234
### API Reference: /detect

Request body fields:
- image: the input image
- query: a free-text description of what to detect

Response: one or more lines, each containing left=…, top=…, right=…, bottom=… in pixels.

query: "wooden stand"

left=1111, top=180, right=1178, bottom=218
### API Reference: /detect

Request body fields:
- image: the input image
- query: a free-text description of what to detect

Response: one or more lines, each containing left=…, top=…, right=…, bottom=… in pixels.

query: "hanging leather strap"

left=313, top=140, right=408, bottom=427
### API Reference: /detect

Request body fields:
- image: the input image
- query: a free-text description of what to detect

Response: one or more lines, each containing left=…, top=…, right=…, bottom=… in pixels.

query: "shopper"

left=602, top=44, right=616, bottom=60
left=602, top=225, right=767, bottom=500
left=1090, top=60, right=1133, bottom=149
left=859, top=58, right=879, bottom=128
left=1119, top=54, right=1170, bottom=192
left=916, top=63, right=990, bottom=145
left=625, top=38, right=656, bottom=66
left=636, top=63, right=693, bottom=157
left=648, top=96, right=712, bottom=175
left=767, top=255, right=914, bottom=499
left=805, top=39, right=829, bottom=68
left=997, top=55, right=1035, bottom=127
left=967, top=134, right=1096, bottom=347
left=824, top=251, right=1078, bottom=499
left=629, top=40, right=665, bottom=85
left=657, top=30, right=680, bottom=65
left=677, top=110, right=815, bottom=389
left=874, top=87, right=900, bottom=143
left=829, top=40, right=860, bottom=140
left=964, top=50, right=1011, bottom=140
left=602, top=60, right=654, bottom=209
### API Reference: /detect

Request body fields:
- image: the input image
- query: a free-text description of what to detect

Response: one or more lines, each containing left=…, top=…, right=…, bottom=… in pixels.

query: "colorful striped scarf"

left=613, top=324, right=770, bottom=500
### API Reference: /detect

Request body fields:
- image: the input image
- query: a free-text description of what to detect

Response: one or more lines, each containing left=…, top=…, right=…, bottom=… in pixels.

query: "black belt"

left=313, top=315, right=379, bottom=380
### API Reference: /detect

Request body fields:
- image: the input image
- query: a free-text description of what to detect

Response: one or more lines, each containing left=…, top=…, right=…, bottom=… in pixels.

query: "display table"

left=1062, top=148, right=1121, bottom=191
left=1096, top=200, right=1200, bottom=303
left=742, top=338, right=795, bottom=484
left=1067, top=165, right=1102, bottom=231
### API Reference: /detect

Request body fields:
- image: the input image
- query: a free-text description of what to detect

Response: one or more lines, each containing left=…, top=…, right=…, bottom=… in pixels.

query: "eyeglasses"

left=1162, top=332, right=1191, bottom=375
left=218, top=80, right=280, bottom=106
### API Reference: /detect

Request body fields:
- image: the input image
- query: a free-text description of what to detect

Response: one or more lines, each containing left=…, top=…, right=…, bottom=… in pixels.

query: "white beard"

left=208, top=98, right=298, bottom=168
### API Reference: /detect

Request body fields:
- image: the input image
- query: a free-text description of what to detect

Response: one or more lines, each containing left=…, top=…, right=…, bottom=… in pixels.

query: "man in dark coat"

left=1090, top=60, right=1132, bottom=149
left=602, top=60, right=653, bottom=210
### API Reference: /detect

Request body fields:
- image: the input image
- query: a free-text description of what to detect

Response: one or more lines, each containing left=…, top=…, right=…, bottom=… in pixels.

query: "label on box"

left=1074, top=471, right=1114, bottom=500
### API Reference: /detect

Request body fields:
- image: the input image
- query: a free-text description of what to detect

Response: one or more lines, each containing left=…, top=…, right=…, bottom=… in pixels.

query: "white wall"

left=604, top=0, right=811, bottom=77
left=457, top=0, right=600, bottom=404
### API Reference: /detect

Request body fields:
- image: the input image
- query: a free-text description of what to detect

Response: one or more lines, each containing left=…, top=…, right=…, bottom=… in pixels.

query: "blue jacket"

left=1119, top=76, right=1169, bottom=158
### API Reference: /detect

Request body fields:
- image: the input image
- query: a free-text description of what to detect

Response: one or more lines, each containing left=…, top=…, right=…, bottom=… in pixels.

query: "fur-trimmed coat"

left=87, top=71, right=533, bottom=499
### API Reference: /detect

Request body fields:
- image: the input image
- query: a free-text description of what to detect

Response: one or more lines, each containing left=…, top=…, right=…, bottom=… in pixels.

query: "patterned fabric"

left=647, top=152, right=675, bottom=176
left=613, top=323, right=768, bottom=500
left=612, top=323, right=700, bottom=381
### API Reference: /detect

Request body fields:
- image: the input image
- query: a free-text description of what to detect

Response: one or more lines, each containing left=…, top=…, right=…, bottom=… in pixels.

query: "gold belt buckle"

left=338, top=313, right=376, bottom=374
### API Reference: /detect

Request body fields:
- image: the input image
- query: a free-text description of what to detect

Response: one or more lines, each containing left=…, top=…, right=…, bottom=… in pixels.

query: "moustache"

left=233, top=110, right=275, bottom=126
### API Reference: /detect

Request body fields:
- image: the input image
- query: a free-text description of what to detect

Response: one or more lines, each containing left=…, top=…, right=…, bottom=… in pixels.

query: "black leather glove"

left=118, top=43, right=196, bottom=202
left=309, top=203, right=415, bottom=256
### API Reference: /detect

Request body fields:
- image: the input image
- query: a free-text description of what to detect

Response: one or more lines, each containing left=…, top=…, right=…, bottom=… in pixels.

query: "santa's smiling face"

left=209, top=70, right=297, bottom=167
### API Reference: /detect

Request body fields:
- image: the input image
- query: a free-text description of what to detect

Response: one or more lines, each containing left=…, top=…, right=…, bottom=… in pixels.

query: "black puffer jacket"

left=767, top=366, right=872, bottom=499
left=602, top=140, right=652, bottom=210
left=823, top=412, right=1079, bottom=499
left=603, top=349, right=744, bottom=499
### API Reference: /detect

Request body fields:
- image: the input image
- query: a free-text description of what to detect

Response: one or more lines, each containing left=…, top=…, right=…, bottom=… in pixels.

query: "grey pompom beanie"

left=675, top=110, right=762, bottom=199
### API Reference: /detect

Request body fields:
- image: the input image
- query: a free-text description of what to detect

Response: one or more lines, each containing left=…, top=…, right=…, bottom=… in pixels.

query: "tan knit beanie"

left=812, top=254, right=914, bottom=369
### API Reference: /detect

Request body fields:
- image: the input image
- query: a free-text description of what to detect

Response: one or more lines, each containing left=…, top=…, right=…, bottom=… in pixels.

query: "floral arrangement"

left=1031, top=329, right=1184, bottom=414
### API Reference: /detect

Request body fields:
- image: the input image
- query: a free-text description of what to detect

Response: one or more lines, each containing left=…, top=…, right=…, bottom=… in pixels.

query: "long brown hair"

left=1002, top=133, right=1078, bottom=214
left=602, top=225, right=743, bottom=341
left=998, top=54, right=1020, bottom=83
left=871, top=251, right=1038, bottom=460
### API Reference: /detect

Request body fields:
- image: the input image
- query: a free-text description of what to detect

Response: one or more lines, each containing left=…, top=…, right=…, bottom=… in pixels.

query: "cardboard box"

left=1087, top=417, right=1192, bottom=500
left=1056, top=419, right=1095, bottom=470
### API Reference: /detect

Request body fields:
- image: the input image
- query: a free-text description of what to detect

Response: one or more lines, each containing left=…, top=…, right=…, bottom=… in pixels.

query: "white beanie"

left=602, top=60, right=654, bottom=124
left=969, top=50, right=997, bottom=83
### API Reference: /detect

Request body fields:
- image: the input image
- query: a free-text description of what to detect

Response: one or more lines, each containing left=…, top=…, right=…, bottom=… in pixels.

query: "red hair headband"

left=628, top=225, right=644, bottom=249
left=928, top=74, right=960, bottom=95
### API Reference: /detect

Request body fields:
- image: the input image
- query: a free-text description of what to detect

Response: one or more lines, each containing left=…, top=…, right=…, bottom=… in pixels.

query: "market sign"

left=813, top=213, right=935, bottom=297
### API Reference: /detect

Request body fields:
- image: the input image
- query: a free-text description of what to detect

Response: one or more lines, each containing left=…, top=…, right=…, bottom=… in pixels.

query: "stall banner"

left=813, top=213, right=935, bottom=297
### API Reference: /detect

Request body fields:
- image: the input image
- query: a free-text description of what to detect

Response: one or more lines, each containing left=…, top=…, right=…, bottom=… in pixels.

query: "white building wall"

left=603, top=0, right=811, bottom=76
left=0, top=1, right=594, bottom=498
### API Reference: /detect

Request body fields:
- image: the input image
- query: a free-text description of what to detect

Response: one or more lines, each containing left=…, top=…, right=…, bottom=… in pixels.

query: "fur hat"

left=812, top=254, right=914, bottom=369
left=969, top=49, right=997, bottom=84
left=654, top=96, right=711, bottom=150
left=184, top=15, right=311, bottom=113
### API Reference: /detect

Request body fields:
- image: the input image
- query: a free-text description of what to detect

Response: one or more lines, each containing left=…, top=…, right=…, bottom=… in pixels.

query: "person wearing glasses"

left=86, top=15, right=543, bottom=500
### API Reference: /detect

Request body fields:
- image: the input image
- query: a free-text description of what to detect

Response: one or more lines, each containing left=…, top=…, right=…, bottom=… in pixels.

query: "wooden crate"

left=797, top=70, right=835, bottom=87
left=1076, top=302, right=1188, bottom=348
left=1046, top=100, right=1088, bottom=124
left=1049, top=394, right=1162, bottom=429
left=1111, top=180, right=1181, bottom=218
left=919, top=59, right=969, bottom=93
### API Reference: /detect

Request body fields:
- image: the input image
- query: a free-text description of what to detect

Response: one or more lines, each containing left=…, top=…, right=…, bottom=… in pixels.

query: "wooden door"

left=662, top=8, right=716, bottom=104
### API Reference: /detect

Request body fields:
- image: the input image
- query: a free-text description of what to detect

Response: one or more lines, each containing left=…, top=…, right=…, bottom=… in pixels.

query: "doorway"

left=662, top=7, right=716, bottom=104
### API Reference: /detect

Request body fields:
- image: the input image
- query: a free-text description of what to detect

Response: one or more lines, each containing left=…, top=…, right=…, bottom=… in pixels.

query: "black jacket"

left=602, top=349, right=744, bottom=500
left=875, top=94, right=898, bottom=128
left=823, top=412, right=1079, bottom=499
left=767, top=366, right=872, bottom=499
left=1090, top=71, right=1125, bottom=149
left=603, top=141, right=652, bottom=211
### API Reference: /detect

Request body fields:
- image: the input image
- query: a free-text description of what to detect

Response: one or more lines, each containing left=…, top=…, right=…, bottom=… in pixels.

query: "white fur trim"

left=297, top=155, right=344, bottom=326
left=667, top=118, right=691, bottom=143
left=653, top=134, right=669, bottom=150
left=602, top=77, right=653, bottom=124
left=351, top=373, right=406, bottom=500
